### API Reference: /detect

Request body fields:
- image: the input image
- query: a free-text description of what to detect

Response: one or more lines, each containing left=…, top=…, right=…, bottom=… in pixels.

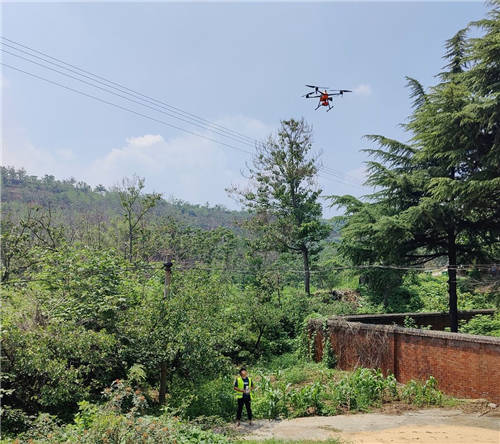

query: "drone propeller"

left=328, top=89, right=352, bottom=93
left=306, top=84, right=330, bottom=90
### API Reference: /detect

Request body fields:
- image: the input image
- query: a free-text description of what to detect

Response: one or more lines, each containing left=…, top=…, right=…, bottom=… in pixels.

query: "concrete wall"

left=310, top=318, right=500, bottom=403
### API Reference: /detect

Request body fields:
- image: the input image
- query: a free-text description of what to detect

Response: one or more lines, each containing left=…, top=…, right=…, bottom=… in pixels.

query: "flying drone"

left=303, top=85, right=352, bottom=112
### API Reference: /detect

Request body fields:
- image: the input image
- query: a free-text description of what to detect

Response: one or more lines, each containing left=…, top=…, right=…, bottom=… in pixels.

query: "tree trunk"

left=447, top=229, right=458, bottom=333
left=128, top=224, right=133, bottom=262
left=254, top=327, right=264, bottom=353
left=159, top=362, right=167, bottom=404
left=302, top=247, right=311, bottom=296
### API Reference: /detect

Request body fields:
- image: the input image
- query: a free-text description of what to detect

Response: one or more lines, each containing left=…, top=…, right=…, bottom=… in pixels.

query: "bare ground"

left=236, top=407, right=500, bottom=443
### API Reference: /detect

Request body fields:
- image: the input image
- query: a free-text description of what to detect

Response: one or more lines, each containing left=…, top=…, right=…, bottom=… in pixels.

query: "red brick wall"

left=310, top=319, right=500, bottom=403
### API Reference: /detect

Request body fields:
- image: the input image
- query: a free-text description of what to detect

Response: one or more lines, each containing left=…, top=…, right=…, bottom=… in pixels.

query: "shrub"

left=329, top=368, right=391, bottom=412
left=401, top=376, right=443, bottom=407
left=460, top=314, right=500, bottom=337
left=288, top=381, right=325, bottom=417
left=181, top=376, right=235, bottom=420
left=252, top=375, right=290, bottom=419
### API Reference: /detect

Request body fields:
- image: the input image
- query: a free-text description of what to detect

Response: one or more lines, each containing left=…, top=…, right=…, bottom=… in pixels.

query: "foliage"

left=1, top=316, right=119, bottom=421
left=401, top=376, right=443, bottom=407
left=330, top=3, right=500, bottom=331
left=228, top=118, right=331, bottom=295
left=322, top=340, right=338, bottom=369
left=250, top=365, right=441, bottom=419
left=7, top=381, right=230, bottom=444
left=460, top=313, right=500, bottom=337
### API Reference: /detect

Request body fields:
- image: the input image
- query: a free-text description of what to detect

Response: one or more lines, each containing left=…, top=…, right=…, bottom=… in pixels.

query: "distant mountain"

left=1, top=166, right=247, bottom=230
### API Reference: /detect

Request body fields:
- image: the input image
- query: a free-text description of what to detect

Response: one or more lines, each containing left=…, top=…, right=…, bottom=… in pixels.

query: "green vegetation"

left=460, top=313, right=500, bottom=337
left=330, top=2, right=500, bottom=332
left=1, top=3, right=499, bottom=442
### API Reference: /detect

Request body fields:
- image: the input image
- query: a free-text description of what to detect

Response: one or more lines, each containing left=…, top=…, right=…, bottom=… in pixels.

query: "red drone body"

left=303, top=85, right=352, bottom=112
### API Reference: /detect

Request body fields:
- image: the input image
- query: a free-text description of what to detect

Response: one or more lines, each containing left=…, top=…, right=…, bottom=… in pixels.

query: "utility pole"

left=159, top=255, right=173, bottom=405
left=163, top=256, right=173, bottom=300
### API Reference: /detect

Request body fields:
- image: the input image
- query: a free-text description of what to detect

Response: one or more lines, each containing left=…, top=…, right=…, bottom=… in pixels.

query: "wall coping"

left=342, top=309, right=496, bottom=321
left=309, top=317, right=500, bottom=346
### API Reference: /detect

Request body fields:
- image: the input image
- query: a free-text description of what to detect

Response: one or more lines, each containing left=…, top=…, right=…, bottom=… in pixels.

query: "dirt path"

left=239, top=408, right=500, bottom=443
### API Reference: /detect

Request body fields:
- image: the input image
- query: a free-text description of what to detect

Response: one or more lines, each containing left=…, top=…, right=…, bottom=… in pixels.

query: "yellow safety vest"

left=234, top=376, right=253, bottom=399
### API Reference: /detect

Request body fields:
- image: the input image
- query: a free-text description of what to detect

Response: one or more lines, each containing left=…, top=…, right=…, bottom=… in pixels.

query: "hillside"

left=1, top=166, right=248, bottom=230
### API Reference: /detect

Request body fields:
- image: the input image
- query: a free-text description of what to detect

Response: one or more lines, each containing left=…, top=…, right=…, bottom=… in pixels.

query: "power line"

left=1, top=38, right=367, bottom=191
left=0, top=36, right=258, bottom=145
left=322, top=166, right=365, bottom=184
left=1, top=49, right=258, bottom=149
left=318, top=168, right=365, bottom=189
left=2, top=63, right=254, bottom=155
left=4, top=263, right=496, bottom=285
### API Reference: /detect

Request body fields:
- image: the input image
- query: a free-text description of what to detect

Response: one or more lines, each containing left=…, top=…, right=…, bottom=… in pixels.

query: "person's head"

left=239, top=367, right=248, bottom=378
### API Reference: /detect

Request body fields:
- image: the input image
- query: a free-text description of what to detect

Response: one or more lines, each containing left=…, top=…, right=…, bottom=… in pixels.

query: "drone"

left=303, top=85, right=352, bottom=111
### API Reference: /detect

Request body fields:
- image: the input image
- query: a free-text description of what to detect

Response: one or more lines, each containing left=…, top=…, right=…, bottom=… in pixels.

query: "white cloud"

left=2, top=115, right=271, bottom=208
left=2, top=127, right=79, bottom=179
left=87, top=116, right=270, bottom=206
left=125, top=134, right=164, bottom=147
left=353, top=84, right=372, bottom=96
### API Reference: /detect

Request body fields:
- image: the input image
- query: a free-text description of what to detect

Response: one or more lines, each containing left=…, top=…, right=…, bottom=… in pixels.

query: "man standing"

left=234, top=367, right=254, bottom=426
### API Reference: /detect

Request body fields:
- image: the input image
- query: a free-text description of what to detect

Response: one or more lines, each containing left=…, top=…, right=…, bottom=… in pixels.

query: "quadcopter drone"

left=303, top=85, right=352, bottom=111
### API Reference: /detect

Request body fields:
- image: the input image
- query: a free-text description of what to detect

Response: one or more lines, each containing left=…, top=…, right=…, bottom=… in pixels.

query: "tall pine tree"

left=331, top=3, right=500, bottom=331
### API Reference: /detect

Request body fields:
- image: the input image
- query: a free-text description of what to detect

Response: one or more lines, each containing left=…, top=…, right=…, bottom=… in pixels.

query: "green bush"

left=252, top=375, right=290, bottom=419
left=181, top=376, right=235, bottom=420
left=328, top=368, right=395, bottom=412
left=288, top=382, right=325, bottom=417
left=8, top=381, right=231, bottom=444
left=251, top=366, right=405, bottom=419
left=401, top=376, right=443, bottom=407
left=460, top=313, right=500, bottom=337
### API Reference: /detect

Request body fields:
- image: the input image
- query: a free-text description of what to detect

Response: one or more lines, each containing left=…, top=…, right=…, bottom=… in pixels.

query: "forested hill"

left=1, top=166, right=248, bottom=230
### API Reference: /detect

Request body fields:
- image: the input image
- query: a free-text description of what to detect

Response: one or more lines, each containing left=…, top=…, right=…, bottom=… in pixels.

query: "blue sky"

left=1, top=1, right=488, bottom=215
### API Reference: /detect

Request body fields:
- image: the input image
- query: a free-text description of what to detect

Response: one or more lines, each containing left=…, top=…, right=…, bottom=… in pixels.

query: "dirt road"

left=239, top=408, right=500, bottom=443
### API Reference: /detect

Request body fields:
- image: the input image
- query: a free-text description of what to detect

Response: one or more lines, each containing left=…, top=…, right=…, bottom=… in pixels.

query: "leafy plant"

left=401, top=376, right=443, bottom=407
left=322, top=340, right=337, bottom=369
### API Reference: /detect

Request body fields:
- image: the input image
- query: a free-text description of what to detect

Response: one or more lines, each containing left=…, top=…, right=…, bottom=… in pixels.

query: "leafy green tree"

left=1, top=210, right=40, bottom=282
left=116, top=175, right=161, bottom=262
left=2, top=314, right=118, bottom=420
left=37, top=245, right=137, bottom=332
left=229, top=118, right=330, bottom=295
left=331, top=14, right=500, bottom=331
left=124, top=268, right=233, bottom=404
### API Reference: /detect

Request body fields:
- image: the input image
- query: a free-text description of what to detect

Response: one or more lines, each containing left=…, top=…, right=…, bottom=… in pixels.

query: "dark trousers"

left=236, top=397, right=252, bottom=420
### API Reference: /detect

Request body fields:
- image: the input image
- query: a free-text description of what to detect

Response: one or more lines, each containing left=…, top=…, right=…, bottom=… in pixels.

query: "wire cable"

left=1, top=47, right=257, bottom=149
left=1, top=39, right=368, bottom=191
left=2, top=62, right=254, bottom=155
left=0, top=37, right=258, bottom=145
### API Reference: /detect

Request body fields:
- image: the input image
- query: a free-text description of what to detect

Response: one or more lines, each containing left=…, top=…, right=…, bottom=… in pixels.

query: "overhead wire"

left=4, top=263, right=497, bottom=285
left=1, top=63, right=254, bottom=155
left=1, top=48, right=257, bottom=149
left=0, top=36, right=257, bottom=145
left=1, top=37, right=370, bottom=192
